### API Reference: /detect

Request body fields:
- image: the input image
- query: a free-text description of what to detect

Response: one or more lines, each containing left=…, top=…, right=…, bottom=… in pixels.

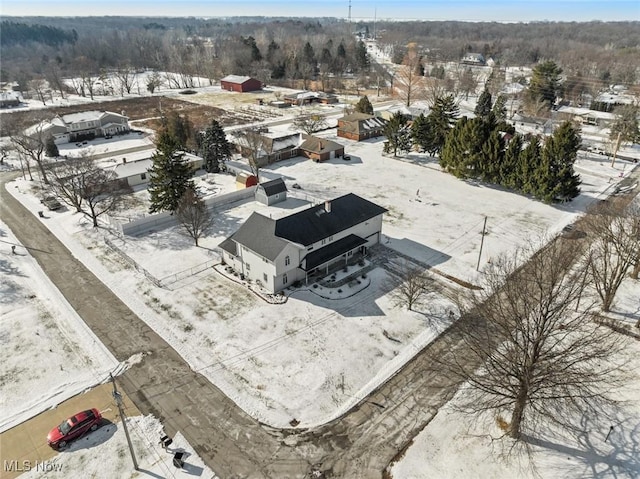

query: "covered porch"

left=301, top=234, right=368, bottom=285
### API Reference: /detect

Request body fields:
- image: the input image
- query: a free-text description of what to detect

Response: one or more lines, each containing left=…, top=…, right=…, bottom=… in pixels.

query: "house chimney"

left=324, top=200, right=331, bottom=213
left=122, top=157, right=127, bottom=163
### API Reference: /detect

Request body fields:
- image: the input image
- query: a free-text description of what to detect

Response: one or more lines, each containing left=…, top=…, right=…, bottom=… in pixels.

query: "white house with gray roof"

left=219, top=193, right=387, bottom=293
left=28, top=110, right=130, bottom=144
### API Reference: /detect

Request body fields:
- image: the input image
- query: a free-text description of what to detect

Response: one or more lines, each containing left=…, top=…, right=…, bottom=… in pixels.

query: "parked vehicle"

left=41, top=196, right=62, bottom=211
left=47, top=409, right=103, bottom=449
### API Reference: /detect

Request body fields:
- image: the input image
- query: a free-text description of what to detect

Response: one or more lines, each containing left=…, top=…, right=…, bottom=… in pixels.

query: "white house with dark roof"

left=27, top=110, right=130, bottom=144
left=219, top=193, right=387, bottom=292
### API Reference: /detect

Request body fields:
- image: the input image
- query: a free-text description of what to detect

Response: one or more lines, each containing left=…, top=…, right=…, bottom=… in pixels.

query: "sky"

left=1, top=0, right=639, bottom=22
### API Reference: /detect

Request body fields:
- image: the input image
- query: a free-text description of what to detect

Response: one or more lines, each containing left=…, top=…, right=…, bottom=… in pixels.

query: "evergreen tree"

left=480, top=129, right=505, bottom=182
left=538, top=121, right=581, bottom=202
left=354, top=95, right=374, bottom=115
left=165, top=111, right=194, bottom=151
left=424, top=94, right=459, bottom=156
left=475, top=89, right=493, bottom=118
left=440, top=117, right=486, bottom=178
left=355, top=40, right=369, bottom=70
left=519, top=137, right=542, bottom=195
left=500, top=133, right=523, bottom=188
left=148, top=130, right=195, bottom=214
left=492, top=94, right=508, bottom=123
left=45, top=135, right=59, bottom=158
left=197, top=119, right=231, bottom=173
left=528, top=60, right=563, bottom=109
left=383, top=112, right=411, bottom=157
left=411, top=113, right=430, bottom=153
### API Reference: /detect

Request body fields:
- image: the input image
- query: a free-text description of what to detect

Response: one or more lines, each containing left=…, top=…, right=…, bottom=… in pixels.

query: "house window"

left=321, top=239, right=326, bottom=245
left=275, top=193, right=279, bottom=199
left=329, top=236, right=333, bottom=241
left=246, top=263, right=251, bottom=271
left=263, top=273, right=268, bottom=282
left=285, top=256, right=290, bottom=266
left=141, top=173, right=146, bottom=180
left=283, top=274, right=288, bottom=285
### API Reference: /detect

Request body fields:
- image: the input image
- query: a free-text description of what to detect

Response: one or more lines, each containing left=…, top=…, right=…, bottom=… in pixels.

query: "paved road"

left=0, top=170, right=480, bottom=478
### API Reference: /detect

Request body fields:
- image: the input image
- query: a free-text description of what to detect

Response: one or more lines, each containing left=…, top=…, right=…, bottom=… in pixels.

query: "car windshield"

left=58, top=420, right=71, bottom=435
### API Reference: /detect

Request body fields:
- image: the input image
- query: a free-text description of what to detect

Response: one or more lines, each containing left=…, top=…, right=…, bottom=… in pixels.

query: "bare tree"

left=114, top=65, right=137, bottom=95
left=384, top=260, right=436, bottom=311
left=46, top=153, right=131, bottom=227
left=584, top=198, right=640, bottom=311
left=291, top=114, right=328, bottom=135
left=393, top=42, right=425, bottom=107
left=441, top=239, right=626, bottom=441
left=28, top=79, right=49, bottom=105
left=235, top=128, right=266, bottom=181
left=175, top=187, right=213, bottom=247
left=10, top=118, right=52, bottom=184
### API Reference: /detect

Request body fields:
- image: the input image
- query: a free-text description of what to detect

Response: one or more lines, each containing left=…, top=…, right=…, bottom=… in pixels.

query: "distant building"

left=461, top=53, right=485, bottom=65
left=220, top=75, right=263, bottom=93
left=283, top=91, right=339, bottom=106
left=26, top=110, right=130, bottom=144
left=219, top=193, right=387, bottom=292
left=0, top=91, right=21, bottom=108
left=337, top=113, right=386, bottom=141
left=110, top=150, right=203, bottom=188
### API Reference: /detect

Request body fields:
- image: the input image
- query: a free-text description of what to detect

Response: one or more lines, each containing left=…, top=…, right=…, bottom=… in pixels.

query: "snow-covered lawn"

left=6, top=124, right=637, bottom=432
left=21, top=415, right=218, bottom=479
left=391, top=298, right=640, bottom=479
left=0, top=220, right=119, bottom=433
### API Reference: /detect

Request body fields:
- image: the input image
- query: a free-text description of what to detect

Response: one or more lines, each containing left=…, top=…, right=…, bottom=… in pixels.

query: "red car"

left=47, top=409, right=103, bottom=449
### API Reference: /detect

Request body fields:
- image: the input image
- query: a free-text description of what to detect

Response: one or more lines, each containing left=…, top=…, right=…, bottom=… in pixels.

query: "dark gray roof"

left=302, top=234, right=367, bottom=270
left=221, top=213, right=290, bottom=261
left=259, top=178, right=287, bottom=196
left=275, top=193, right=387, bottom=246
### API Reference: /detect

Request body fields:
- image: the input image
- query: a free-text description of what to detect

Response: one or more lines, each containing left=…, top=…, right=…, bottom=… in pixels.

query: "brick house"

left=337, top=113, right=387, bottom=141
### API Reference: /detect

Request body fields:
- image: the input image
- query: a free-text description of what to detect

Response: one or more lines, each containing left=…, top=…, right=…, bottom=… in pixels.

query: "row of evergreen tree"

left=379, top=90, right=582, bottom=203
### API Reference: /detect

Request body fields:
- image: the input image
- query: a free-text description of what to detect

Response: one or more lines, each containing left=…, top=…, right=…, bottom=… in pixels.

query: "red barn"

left=220, top=75, right=262, bottom=93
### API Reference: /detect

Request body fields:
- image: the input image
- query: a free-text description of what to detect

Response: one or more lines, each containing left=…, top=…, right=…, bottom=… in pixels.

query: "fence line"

left=103, top=236, right=164, bottom=288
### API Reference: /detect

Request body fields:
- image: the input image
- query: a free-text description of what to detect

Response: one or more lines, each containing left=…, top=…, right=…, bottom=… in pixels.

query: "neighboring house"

left=337, top=113, right=387, bottom=141
left=0, top=91, right=22, bottom=108
left=27, top=110, right=130, bottom=144
left=299, top=136, right=345, bottom=162
left=230, top=131, right=346, bottom=164
left=555, top=106, right=617, bottom=127
left=283, top=91, right=339, bottom=106
left=230, top=131, right=301, bottom=165
left=461, top=53, right=486, bottom=65
left=255, top=178, right=287, bottom=205
left=220, top=75, right=262, bottom=93
left=219, top=193, right=387, bottom=293
left=111, top=150, right=203, bottom=188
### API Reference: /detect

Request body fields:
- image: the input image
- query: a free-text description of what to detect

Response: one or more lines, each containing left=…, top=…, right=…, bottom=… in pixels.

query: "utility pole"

left=110, top=373, right=138, bottom=471
left=348, top=0, right=352, bottom=35
left=476, top=216, right=488, bottom=271
left=610, top=131, right=622, bottom=168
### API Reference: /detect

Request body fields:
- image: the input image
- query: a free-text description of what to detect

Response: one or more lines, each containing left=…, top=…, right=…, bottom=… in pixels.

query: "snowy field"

left=0, top=220, right=120, bottom=433
left=21, top=415, right=218, bottom=479
left=5, top=118, right=638, bottom=432
left=391, top=280, right=640, bottom=479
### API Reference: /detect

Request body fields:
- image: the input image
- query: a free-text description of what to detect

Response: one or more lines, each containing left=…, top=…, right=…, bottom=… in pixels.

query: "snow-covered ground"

left=5, top=116, right=637, bottom=432
left=0, top=220, right=121, bottom=433
left=21, top=414, right=218, bottom=479
left=391, top=280, right=640, bottom=479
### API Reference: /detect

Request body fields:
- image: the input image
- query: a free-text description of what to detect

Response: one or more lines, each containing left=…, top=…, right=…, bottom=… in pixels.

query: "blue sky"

left=2, top=0, right=638, bottom=22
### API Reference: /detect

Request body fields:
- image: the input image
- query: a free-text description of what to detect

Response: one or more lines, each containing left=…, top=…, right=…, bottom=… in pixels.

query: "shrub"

left=496, top=416, right=509, bottom=432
